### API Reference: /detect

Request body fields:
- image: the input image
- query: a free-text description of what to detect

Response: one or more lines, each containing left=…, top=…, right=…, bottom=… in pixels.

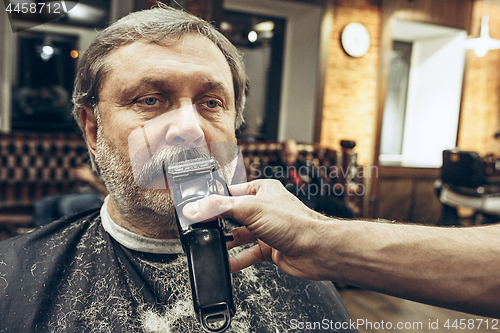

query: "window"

left=379, top=20, right=467, bottom=168
left=220, top=10, right=285, bottom=141
left=380, top=41, right=412, bottom=157
left=12, top=32, right=79, bottom=132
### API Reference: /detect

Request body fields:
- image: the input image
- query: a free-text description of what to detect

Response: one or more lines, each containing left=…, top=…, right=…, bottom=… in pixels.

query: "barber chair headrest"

left=441, top=150, right=486, bottom=189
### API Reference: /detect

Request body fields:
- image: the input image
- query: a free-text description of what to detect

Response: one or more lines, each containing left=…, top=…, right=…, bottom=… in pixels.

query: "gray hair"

left=72, top=5, right=247, bottom=168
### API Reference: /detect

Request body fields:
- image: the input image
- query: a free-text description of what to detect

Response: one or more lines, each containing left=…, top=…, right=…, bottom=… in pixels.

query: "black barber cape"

left=0, top=209, right=357, bottom=333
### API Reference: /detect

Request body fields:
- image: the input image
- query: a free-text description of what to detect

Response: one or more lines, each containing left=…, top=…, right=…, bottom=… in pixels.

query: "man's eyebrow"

left=119, top=78, right=163, bottom=92
left=141, top=78, right=165, bottom=88
left=118, top=78, right=231, bottom=97
left=204, top=80, right=224, bottom=89
left=203, top=80, right=231, bottom=96
left=113, top=78, right=163, bottom=100
left=139, top=78, right=228, bottom=90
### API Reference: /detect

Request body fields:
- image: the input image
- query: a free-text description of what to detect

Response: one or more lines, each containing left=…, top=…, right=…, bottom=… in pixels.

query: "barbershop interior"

left=1, top=0, right=499, bottom=331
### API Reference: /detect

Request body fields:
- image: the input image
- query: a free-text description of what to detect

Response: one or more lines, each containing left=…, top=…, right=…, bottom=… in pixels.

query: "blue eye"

left=205, top=100, right=218, bottom=108
left=144, top=97, right=158, bottom=106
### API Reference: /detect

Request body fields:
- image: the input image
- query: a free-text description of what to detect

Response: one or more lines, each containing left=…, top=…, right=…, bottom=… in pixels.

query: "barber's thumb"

left=182, top=201, right=201, bottom=220
left=182, top=195, right=236, bottom=222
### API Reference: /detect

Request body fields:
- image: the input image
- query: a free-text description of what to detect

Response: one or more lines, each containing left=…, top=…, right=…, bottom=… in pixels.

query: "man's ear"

left=81, top=108, right=98, bottom=156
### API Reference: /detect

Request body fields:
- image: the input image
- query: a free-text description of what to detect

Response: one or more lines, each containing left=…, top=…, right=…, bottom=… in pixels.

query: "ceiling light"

left=248, top=30, right=258, bottom=43
left=42, top=45, right=54, bottom=56
left=220, top=21, right=231, bottom=31
left=464, top=15, right=500, bottom=58
left=46, top=1, right=106, bottom=25
left=40, top=51, right=52, bottom=61
left=253, top=21, right=274, bottom=32
left=40, top=36, right=55, bottom=61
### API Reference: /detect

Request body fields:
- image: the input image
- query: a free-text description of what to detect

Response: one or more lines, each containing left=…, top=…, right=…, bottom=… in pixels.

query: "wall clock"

left=341, top=22, right=371, bottom=58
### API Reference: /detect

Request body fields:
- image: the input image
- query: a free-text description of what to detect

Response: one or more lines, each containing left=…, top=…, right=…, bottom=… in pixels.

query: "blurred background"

left=2, top=0, right=500, bottom=328
left=3, top=0, right=500, bottom=226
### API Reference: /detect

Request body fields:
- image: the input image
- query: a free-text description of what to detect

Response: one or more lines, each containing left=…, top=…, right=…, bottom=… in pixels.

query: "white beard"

left=94, top=124, right=239, bottom=237
left=135, top=254, right=289, bottom=333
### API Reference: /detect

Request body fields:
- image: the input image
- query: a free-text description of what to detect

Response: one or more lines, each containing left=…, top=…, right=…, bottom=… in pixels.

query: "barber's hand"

left=182, top=179, right=329, bottom=280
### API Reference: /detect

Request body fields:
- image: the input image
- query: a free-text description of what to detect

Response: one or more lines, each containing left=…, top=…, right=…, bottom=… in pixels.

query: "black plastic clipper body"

left=167, top=158, right=235, bottom=332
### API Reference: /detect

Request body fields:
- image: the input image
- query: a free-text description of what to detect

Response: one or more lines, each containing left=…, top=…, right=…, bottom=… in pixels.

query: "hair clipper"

left=166, top=157, right=235, bottom=333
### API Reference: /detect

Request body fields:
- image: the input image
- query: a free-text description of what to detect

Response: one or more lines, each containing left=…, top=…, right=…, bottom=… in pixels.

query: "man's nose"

left=164, top=104, right=205, bottom=147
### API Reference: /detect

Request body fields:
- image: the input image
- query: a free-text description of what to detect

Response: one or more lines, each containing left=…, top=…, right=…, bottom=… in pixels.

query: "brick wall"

left=321, top=0, right=498, bottom=167
left=458, top=1, right=500, bottom=156
left=320, top=0, right=381, bottom=167
left=320, top=0, right=478, bottom=217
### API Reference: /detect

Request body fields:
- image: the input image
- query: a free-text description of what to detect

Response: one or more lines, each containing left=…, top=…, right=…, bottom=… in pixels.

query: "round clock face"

left=341, top=22, right=371, bottom=57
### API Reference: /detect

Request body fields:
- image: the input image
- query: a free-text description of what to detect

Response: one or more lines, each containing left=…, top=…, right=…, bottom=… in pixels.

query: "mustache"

left=134, top=146, right=213, bottom=189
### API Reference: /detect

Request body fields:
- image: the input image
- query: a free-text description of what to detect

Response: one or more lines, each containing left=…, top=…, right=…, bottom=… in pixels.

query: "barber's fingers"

left=183, top=194, right=250, bottom=222
left=226, top=179, right=274, bottom=196
left=227, top=182, right=251, bottom=196
left=182, top=180, right=289, bottom=222
left=228, top=240, right=273, bottom=273
left=181, top=182, right=251, bottom=222
left=229, top=179, right=289, bottom=197
left=229, top=245, right=264, bottom=272
left=227, top=226, right=257, bottom=250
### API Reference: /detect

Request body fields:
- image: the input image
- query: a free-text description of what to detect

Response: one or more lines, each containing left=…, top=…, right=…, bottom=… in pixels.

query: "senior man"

left=0, top=6, right=356, bottom=333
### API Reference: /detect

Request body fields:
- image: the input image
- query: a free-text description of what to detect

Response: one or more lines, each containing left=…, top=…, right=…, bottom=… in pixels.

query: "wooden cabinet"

left=374, top=166, right=442, bottom=225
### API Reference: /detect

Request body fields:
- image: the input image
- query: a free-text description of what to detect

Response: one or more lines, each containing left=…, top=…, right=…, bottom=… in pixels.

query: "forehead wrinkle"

left=136, top=77, right=230, bottom=96
left=101, top=39, right=235, bottom=103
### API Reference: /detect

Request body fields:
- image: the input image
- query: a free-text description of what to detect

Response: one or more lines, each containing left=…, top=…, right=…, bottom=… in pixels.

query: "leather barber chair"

left=435, top=149, right=500, bottom=226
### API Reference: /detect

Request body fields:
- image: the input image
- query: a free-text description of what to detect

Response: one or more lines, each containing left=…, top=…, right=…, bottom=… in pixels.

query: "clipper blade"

left=167, top=157, right=216, bottom=179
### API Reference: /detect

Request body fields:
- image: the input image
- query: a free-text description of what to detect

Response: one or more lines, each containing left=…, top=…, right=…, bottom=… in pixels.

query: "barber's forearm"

left=316, top=220, right=500, bottom=317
